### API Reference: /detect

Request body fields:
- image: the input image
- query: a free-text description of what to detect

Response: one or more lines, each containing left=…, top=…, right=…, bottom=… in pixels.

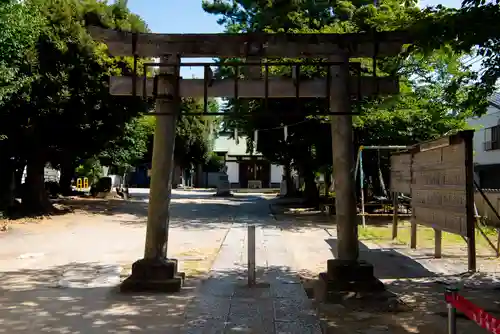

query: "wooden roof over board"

left=88, top=26, right=413, bottom=59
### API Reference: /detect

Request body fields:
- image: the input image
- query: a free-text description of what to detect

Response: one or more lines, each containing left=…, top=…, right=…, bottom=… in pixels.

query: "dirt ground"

left=272, top=203, right=500, bottom=334
left=0, top=191, right=240, bottom=334
left=0, top=195, right=230, bottom=276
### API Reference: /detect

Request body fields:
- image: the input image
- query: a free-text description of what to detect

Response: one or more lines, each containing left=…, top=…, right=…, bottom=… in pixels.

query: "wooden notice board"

left=411, top=132, right=474, bottom=237
left=389, top=131, right=476, bottom=271
left=390, top=152, right=412, bottom=194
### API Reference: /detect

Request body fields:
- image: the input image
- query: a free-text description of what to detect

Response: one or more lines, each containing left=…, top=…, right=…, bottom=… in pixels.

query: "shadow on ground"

left=375, top=273, right=500, bottom=334
left=0, top=262, right=198, bottom=333
left=1, top=256, right=498, bottom=333
left=0, top=262, right=318, bottom=334
left=318, top=235, right=500, bottom=333
left=182, top=265, right=322, bottom=333
left=325, top=238, right=436, bottom=280
left=310, top=238, right=500, bottom=333
left=54, top=192, right=319, bottom=232
left=270, top=200, right=405, bottom=229
left=317, top=272, right=500, bottom=334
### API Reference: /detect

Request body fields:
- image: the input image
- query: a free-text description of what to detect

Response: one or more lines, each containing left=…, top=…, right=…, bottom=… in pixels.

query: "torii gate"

left=89, top=26, right=410, bottom=293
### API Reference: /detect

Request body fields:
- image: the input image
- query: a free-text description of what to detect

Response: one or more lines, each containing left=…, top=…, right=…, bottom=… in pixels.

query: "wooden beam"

left=110, top=76, right=399, bottom=98
left=88, top=26, right=412, bottom=58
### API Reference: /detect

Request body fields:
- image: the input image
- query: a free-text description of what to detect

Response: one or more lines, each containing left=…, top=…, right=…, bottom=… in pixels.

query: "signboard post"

left=390, top=152, right=412, bottom=239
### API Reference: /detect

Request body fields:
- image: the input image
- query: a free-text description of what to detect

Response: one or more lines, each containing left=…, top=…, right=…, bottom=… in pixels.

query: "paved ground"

left=3, top=190, right=499, bottom=333
left=0, top=189, right=320, bottom=333
left=183, top=219, right=321, bottom=333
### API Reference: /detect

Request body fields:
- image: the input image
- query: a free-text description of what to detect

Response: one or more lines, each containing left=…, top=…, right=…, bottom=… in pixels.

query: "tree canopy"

left=202, top=0, right=475, bottom=201
left=0, top=0, right=147, bottom=211
left=138, top=98, right=220, bottom=172
left=0, top=0, right=44, bottom=107
left=409, top=0, right=500, bottom=115
left=0, top=0, right=220, bottom=213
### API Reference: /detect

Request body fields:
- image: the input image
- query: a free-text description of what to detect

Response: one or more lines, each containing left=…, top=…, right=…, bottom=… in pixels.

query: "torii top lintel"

left=88, top=26, right=412, bottom=59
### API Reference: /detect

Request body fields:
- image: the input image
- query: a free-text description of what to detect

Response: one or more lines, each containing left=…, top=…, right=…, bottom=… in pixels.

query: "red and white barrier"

left=445, top=288, right=500, bottom=334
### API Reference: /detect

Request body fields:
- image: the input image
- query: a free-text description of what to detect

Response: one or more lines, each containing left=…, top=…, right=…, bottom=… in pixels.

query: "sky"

left=126, top=0, right=465, bottom=78
left=126, top=0, right=224, bottom=78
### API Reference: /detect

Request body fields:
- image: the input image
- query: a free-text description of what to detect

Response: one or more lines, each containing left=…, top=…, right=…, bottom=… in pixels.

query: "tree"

left=203, top=152, right=225, bottom=172
left=203, top=0, right=473, bottom=203
left=0, top=0, right=151, bottom=212
left=409, top=0, right=500, bottom=115
left=139, top=98, right=220, bottom=174
left=0, top=0, right=44, bottom=104
left=0, top=0, right=45, bottom=209
left=99, top=115, right=155, bottom=172
left=175, top=98, right=218, bottom=170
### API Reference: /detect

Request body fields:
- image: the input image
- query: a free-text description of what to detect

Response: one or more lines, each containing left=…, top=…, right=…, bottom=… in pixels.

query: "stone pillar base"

left=315, top=260, right=384, bottom=303
left=120, top=258, right=185, bottom=293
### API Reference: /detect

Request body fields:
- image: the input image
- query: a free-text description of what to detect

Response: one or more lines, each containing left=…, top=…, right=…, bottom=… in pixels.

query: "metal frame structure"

left=355, top=145, right=410, bottom=227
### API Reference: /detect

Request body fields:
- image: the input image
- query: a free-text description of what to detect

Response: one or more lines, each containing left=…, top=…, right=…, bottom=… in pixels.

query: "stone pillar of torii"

left=88, top=26, right=410, bottom=293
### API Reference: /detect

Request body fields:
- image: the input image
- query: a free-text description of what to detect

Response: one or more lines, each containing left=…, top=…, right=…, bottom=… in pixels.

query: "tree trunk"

left=303, top=170, right=319, bottom=207
left=15, top=163, right=25, bottom=191
left=284, top=162, right=296, bottom=197
left=59, top=159, right=75, bottom=196
left=0, top=157, right=15, bottom=211
left=195, top=164, right=203, bottom=188
left=23, top=153, right=52, bottom=213
left=325, top=178, right=331, bottom=197
left=324, top=167, right=333, bottom=197
left=121, top=167, right=130, bottom=199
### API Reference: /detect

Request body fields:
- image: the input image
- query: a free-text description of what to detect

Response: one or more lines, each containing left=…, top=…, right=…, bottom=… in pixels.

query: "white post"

left=247, top=225, right=256, bottom=287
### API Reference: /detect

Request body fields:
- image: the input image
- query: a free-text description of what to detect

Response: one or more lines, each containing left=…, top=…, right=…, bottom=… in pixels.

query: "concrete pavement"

left=183, top=219, right=322, bottom=333
left=0, top=189, right=322, bottom=333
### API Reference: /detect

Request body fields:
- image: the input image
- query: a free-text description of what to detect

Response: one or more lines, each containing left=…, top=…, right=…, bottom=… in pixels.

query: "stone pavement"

left=183, top=224, right=322, bottom=334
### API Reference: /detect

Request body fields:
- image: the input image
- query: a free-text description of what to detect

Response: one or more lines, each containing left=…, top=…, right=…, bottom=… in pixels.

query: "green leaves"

left=0, top=0, right=153, bottom=178
left=202, top=0, right=474, bottom=177
left=135, top=98, right=220, bottom=171
left=175, top=98, right=220, bottom=169
left=99, top=115, right=154, bottom=168
left=0, top=1, right=44, bottom=105
left=409, top=3, right=500, bottom=115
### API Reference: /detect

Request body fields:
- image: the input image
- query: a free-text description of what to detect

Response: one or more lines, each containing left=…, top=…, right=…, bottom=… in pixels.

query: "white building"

left=213, top=133, right=283, bottom=188
left=467, top=92, right=500, bottom=188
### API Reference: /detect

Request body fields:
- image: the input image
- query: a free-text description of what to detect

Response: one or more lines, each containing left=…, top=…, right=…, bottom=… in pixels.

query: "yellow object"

left=76, top=177, right=89, bottom=189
